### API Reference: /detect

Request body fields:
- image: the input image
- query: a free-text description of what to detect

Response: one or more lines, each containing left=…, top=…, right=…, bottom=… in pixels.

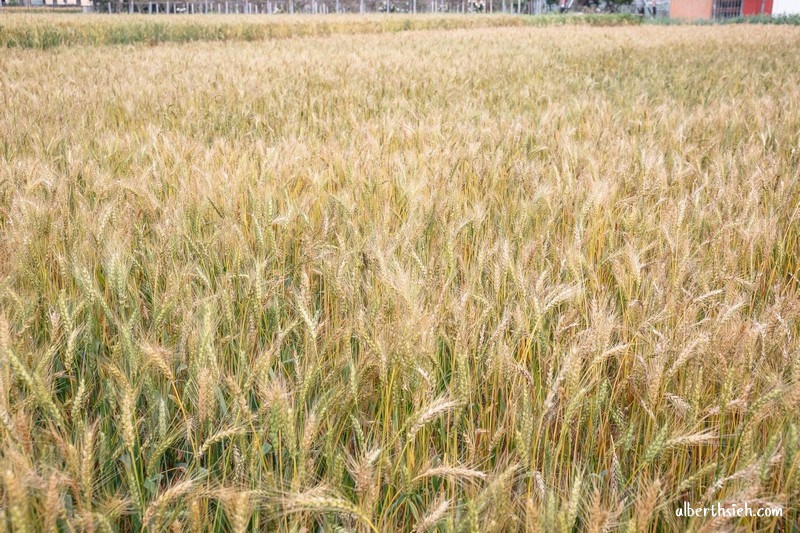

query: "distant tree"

left=593, top=0, right=634, bottom=12
left=604, top=0, right=634, bottom=11
left=550, top=0, right=634, bottom=11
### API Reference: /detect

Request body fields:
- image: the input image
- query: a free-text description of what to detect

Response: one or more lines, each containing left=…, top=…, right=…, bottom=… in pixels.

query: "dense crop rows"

left=0, top=13, right=641, bottom=48
left=1, top=20, right=799, bottom=531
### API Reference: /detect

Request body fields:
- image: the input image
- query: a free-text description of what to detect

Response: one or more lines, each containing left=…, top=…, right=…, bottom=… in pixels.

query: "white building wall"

left=773, top=0, right=800, bottom=14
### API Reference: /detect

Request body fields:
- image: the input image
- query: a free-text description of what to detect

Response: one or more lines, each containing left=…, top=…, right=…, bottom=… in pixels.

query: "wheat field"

left=1, top=19, right=799, bottom=532
left=0, top=13, right=639, bottom=48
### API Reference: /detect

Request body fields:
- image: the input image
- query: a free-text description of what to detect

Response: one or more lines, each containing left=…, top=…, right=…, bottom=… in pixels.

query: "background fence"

left=1, top=0, right=670, bottom=15
left=95, top=0, right=552, bottom=13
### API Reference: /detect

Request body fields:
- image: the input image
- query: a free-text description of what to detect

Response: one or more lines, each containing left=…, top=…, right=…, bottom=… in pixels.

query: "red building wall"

left=670, top=0, right=713, bottom=19
left=742, top=0, right=773, bottom=14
